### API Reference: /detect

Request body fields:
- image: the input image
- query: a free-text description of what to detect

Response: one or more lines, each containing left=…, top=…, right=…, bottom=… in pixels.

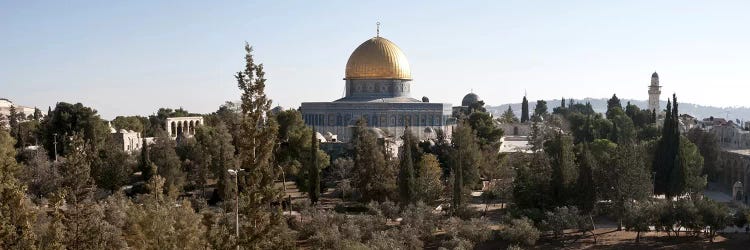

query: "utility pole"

left=53, top=133, right=58, bottom=162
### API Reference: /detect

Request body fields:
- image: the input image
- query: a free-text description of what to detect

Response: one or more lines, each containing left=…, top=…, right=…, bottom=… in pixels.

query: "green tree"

left=123, top=176, right=207, bottom=249
left=0, top=128, right=38, bottom=248
left=467, top=111, right=504, bottom=149
left=59, top=133, right=94, bottom=201
left=111, top=116, right=146, bottom=133
left=678, top=138, right=706, bottom=195
left=352, top=119, right=396, bottom=202
left=603, top=144, right=652, bottom=230
left=605, top=94, right=622, bottom=120
left=150, top=131, right=185, bottom=196
left=398, top=128, right=417, bottom=205
left=512, top=152, right=552, bottom=210
left=415, top=154, right=443, bottom=204
left=450, top=121, right=482, bottom=192
left=193, top=123, right=237, bottom=201
left=654, top=95, right=681, bottom=197
left=39, top=102, right=109, bottom=158
left=686, top=128, right=720, bottom=182
left=234, top=43, right=286, bottom=248
left=696, top=198, right=730, bottom=242
left=91, top=140, right=134, bottom=192
left=499, top=106, right=519, bottom=124
left=533, top=100, right=548, bottom=118
left=544, top=132, right=577, bottom=206
left=521, top=96, right=530, bottom=123
left=575, top=144, right=597, bottom=214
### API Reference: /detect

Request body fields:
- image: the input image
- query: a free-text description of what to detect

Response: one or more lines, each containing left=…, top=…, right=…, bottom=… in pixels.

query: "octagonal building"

left=300, top=34, right=454, bottom=142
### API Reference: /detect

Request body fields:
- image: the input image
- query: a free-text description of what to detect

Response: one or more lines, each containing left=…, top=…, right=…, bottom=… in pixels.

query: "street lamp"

left=228, top=168, right=243, bottom=250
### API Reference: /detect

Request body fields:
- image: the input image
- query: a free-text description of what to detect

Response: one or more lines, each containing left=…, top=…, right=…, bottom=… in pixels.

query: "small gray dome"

left=461, top=93, right=481, bottom=106
left=652, top=72, right=658, bottom=78
left=422, top=96, right=430, bottom=103
left=367, top=127, right=386, bottom=139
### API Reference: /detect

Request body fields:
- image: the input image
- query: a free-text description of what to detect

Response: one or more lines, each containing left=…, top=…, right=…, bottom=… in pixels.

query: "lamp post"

left=228, top=169, right=243, bottom=250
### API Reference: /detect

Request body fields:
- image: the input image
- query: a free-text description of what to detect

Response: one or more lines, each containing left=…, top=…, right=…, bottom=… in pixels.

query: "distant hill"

left=487, top=98, right=750, bottom=123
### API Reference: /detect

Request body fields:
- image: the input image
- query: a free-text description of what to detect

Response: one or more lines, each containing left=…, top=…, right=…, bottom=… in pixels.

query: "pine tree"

left=8, top=106, right=18, bottom=142
left=606, top=94, right=622, bottom=120
left=521, top=96, right=530, bottom=123
left=398, top=128, right=416, bottom=206
left=0, top=128, right=38, bottom=248
left=308, top=128, right=321, bottom=204
left=59, top=133, right=93, bottom=201
left=234, top=43, right=285, bottom=248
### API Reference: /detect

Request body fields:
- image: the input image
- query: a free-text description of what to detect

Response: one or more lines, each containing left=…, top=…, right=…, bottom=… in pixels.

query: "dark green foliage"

left=521, top=96, right=530, bottom=123
left=654, top=97, right=679, bottom=197
left=450, top=121, right=482, bottom=191
left=686, top=128, right=720, bottom=181
left=40, top=102, right=110, bottom=158
left=600, top=144, right=652, bottom=229
left=499, top=105, right=519, bottom=124
left=398, top=128, right=416, bottom=205
left=111, top=116, right=146, bottom=133
left=91, top=140, right=134, bottom=191
left=575, top=144, right=597, bottom=213
left=352, top=119, right=396, bottom=202
left=149, top=131, right=184, bottom=196
left=534, top=100, right=548, bottom=117
left=605, top=94, right=622, bottom=120
left=544, top=132, right=577, bottom=206
left=467, top=111, right=504, bottom=149
left=513, top=152, right=552, bottom=210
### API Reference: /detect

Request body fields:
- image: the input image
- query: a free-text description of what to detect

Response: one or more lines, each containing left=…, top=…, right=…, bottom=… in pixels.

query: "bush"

left=500, top=217, right=540, bottom=246
left=366, top=226, right=424, bottom=250
left=444, top=217, right=493, bottom=244
left=439, top=236, right=474, bottom=250
left=541, top=206, right=584, bottom=239
left=506, top=245, right=524, bottom=250
left=733, top=208, right=749, bottom=229
left=400, top=201, right=442, bottom=238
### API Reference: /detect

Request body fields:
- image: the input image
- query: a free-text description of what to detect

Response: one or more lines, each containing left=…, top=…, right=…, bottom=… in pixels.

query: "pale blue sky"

left=2, top=1, right=749, bottom=119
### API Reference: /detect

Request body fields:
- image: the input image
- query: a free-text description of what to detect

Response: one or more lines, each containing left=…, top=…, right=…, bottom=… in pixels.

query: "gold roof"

left=345, top=37, right=412, bottom=80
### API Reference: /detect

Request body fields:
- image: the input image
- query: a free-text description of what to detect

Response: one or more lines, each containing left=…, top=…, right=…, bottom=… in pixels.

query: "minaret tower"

left=648, top=72, right=661, bottom=112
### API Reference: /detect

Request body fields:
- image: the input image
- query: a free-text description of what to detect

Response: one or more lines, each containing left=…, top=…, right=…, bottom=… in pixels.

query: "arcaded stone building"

left=300, top=33, right=454, bottom=142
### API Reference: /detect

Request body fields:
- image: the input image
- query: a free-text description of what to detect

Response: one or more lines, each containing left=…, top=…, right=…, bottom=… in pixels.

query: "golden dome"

left=345, top=37, right=412, bottom=80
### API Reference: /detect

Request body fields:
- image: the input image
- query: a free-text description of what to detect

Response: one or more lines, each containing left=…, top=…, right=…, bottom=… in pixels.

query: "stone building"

left=648, top=72, right=661, bottom=113
left=300, top=32, right=454, bottom=142
left=165, top=116, right=204, bottom=138
left=716, top=149, right=750, bottom=204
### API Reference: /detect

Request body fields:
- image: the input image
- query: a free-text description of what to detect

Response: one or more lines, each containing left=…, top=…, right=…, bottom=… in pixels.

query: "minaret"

left=648, top=72, right=661, bottom=112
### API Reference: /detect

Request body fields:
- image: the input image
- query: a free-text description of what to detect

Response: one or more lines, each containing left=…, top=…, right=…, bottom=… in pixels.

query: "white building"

left=0, top=98, right=36, bottom=127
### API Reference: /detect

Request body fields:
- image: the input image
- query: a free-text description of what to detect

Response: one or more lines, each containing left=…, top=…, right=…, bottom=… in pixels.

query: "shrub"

left=400, top=201, right=441, bottom=238
left=440, top=236, right=474, bottom=250
left=500, top=217, right=540, bottom=246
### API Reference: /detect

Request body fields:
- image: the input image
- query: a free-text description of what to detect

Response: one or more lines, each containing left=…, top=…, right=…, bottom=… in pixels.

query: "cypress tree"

left=575, top=144, right=597, bottom=214
left=654, top=100, right=672, bottom=195
left=8, top=106, right=18, bottom=141
left=452, top=149, right=463, bottom=210
left=521, top=96, right=530, bottom=123
left=308, top=128, right=321, bottom=204
left=234, top=43, right=285, bottom=247
left=398, top=127, right=416, bottom=205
